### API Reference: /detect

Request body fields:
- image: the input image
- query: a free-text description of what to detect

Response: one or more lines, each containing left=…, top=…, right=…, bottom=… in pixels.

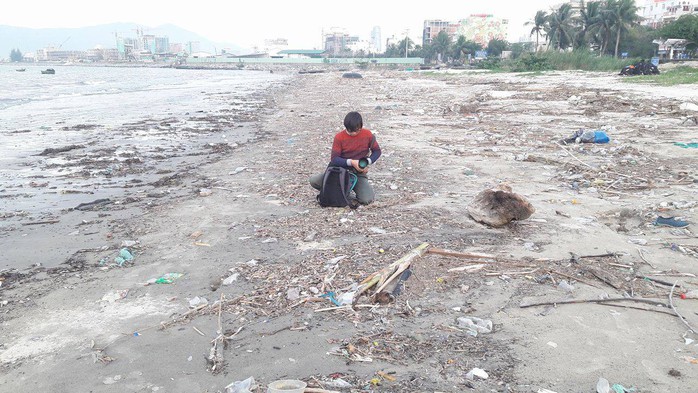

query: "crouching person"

left=310, top=111, right=382, bottom=206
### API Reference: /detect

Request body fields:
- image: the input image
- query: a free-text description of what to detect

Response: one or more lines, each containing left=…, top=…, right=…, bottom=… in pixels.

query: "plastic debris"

left=225, top=376, right=256, bottom=393
left=103, top=375, right=122, bottom=385
left=324, top=378, right=353, bottom=388
left=597, top=377, right=610, bottom=393
left=612, top=384, right=636, bottom=393
left=337, top=291, right=355, bottom=306
left=457, top=316, right=493, bottom=336
left=230, top=166, right=247, bottom=175
left=222, top=273, right=239, bottom=286
left=674, top=142, right=698, bottom=149
left=465, top=368, right=489, bottom=380
left=114, top=248, right=134, bottom=266
left=267, top=379, right=306, bottom=392
left=320, top=291, right=342, bottom=306
left=324, top=255, right=347, bottom=270
left=286, top=287, right=300, bottom=301
left=101, top=289, right=129, bottom=303
left=558, top=280, right=575, bottom=292
left=562, top=129, right=610, bottom=144
left=189, top=296, right=208, bottom=308
left=149, top=272, right=184, bottom=285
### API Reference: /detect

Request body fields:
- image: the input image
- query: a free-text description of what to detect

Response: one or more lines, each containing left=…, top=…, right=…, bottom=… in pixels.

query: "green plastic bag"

left=155, top=272, right=184, bottom=284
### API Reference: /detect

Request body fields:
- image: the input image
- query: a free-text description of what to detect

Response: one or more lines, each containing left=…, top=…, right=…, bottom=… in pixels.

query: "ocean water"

left=0, top=65, right=289, bottom=217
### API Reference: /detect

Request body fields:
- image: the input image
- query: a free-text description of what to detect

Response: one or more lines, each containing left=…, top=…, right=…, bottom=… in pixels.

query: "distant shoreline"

left=1, top=61, right=405, bottom=73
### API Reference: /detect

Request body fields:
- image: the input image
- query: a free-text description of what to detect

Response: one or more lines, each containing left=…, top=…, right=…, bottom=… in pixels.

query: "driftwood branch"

left=637, top=248, right=656, bottom=269
left=637, top=275, right=683, bottom=288
left=596, top=302, right=678, bottom=317
left=427, top=248, right=496, bottom=260
left=670, top=281, right=697, bottom=334
left=428, top=248, right=530, bottom=265
left=520, top=297, right=668, bottom=308
left=550, top=270, right=601, bottom=288
left=577, top=252, right=622, bottom=259
left=21, top=220, right=60, bottom=226
left=354, top=243, right=429, bottom=303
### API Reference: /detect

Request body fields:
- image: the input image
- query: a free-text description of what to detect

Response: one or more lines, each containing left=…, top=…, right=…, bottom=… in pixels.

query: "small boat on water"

left=41, top=68, right=55, bottom=74
left=16, top=68, right=26, bottom=72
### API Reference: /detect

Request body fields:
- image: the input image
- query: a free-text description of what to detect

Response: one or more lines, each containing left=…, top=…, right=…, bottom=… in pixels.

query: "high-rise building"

left=117, top=37, right=139, bottom=59
left=155, top=37, right=170, bottom=54
left=142, top=35, right=157, bottom=53
left=423, top=15, right=508, bottom=48
left=422, top=20, right=459, bottom=46
left=455, top=15, right=509, bottom=48
left=323, top=30, right=359, bottom=55
left=370, top=26, right=382, bottom=53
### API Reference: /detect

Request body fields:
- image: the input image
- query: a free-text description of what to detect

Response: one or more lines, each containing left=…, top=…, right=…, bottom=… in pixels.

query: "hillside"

left=0, top=23, right=245, bottom=59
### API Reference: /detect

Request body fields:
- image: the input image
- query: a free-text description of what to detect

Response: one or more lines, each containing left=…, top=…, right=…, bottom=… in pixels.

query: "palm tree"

left=576, top=1, right=602, bottom=49
left=592, top=3, right=615, bottom=54
left=546, top=4, right=576, bottom=50
left=526, top=11, right=548, bottom=51
left=606, top=0, right=641, bottom=57
left=431, top=30, right=451, bottom=62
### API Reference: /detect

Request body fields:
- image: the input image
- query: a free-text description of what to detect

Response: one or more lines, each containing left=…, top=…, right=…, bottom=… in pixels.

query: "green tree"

left=660, top=14, right=698, bottom=43
left=487, top=39, right=509, bottom=57
left=452, top=35, right=482, bottom=60
left=546, top=4, right=576, bottom=50
left=409, top=44, right=425, bottom=58
left=398, top=37, right=415, bottom=58
left=431, top=31, right=451, bottom=62
left=384, top=43, right=401, bottom=57
left=526, top=10, right=548, bottom=51
left=607, top=0, right=641, bottom=57
left=622, top=25, right=658, bottom=58
left=10, top=48, right=23, bottom=62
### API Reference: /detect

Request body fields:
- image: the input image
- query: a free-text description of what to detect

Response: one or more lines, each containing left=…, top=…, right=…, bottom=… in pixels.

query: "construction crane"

left=57, top=36, right=71, bottom=49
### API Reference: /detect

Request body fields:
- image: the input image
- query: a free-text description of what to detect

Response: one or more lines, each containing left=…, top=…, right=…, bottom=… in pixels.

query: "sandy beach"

left=1, top=66, right=697, bottom=392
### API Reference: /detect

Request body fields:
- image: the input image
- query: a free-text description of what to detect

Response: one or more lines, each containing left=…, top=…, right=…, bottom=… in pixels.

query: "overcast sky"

left=3, top=0, right=572, bottom=49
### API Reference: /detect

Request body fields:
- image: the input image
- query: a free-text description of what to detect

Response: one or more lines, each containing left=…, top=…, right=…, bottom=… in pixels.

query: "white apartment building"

left=641, top=0, right=698, bottom=28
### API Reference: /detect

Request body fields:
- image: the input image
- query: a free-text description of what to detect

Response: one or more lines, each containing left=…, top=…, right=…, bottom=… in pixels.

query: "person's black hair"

left=344, top=111, right=363, bottom=132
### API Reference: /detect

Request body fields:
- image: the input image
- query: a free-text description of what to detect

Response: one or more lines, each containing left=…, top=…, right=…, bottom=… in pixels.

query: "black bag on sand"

left=317, top=166, right=357, bottom=208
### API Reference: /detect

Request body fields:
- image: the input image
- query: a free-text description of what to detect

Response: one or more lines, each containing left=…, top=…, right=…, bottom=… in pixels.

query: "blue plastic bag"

left=593, top=131, right=610, bottom=143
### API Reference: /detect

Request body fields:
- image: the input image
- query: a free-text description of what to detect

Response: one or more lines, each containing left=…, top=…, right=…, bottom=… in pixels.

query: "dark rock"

left=37, top=144, right=85, bottom=156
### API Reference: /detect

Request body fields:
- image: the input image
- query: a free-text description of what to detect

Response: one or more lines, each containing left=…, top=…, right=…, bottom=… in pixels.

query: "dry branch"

left=520, top=297, right=668, bottom=308
left=354, top=242, right=429, bottom=303
left=670, top=281, right=697, bottom=334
